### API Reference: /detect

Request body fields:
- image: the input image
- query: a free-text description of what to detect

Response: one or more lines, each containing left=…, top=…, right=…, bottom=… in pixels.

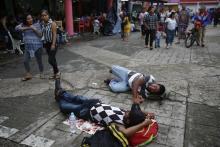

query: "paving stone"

left=166, top=127, right=184, bottom=147
left=0, top=125, right=19, bottom=139
left=21, top=134, right=55, bottom=147
left=0, top=116, right=9, bottom=124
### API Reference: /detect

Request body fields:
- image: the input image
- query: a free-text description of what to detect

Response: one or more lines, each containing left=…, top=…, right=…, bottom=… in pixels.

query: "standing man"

left=144, top=6, right=159, bottom=50
left=176, top=5, right=189, bottom=44
left=193, top=6, right=209, bottom=47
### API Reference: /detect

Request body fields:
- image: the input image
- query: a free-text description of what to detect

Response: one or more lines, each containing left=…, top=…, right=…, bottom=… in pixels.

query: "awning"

left=131, top=0, right=168, bottom=3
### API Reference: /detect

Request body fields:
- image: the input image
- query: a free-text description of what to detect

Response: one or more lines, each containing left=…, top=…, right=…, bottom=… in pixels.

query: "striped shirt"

left=42, top=19, right=53, bottom=43
left=144, top=13, right=158, bottom=30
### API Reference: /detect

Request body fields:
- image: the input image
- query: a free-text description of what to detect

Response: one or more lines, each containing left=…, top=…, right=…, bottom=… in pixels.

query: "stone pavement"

left=0, top=26, right=219, bottom=147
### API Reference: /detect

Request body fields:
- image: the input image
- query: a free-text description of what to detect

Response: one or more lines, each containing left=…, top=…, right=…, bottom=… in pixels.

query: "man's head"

left=123, top=104, right=146, bottom=127
left=147, top=83, right=166, bottom=96
left=182, top=5, right=186, bottom=11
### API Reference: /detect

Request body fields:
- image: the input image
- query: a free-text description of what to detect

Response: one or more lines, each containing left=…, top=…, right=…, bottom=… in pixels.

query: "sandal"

left=55, top=72, right=61, bottom=79
left=21, top=73, right=32, bottom=81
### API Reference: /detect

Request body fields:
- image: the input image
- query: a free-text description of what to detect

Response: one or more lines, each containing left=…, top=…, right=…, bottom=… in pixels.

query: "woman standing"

left=16, top=14, right=44, bottom=81
left=165, top=12, right=177, bottom=49
left=41, top=10, right=60, bottom=79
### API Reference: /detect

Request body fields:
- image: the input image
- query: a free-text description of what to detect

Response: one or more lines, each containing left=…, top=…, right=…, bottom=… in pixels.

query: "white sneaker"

left=166, top=45, right=169, bottom=49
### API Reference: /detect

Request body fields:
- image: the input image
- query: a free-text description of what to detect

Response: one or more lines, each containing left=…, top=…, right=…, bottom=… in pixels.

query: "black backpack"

left=81, top=124, right=128, bottom=147
left=81, top=130, right=123, bottom=147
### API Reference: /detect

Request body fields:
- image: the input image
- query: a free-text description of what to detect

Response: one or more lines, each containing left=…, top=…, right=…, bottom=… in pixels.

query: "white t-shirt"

left=165, top=18, right=177, bottom=30
left=139, top=12, right=145, bottom=25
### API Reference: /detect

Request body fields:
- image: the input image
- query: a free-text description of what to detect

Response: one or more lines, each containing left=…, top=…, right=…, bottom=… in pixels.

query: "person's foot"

left=145, top=45, right=149, bottom=48
left=55, top=72, right=61, bottom=79
left=55, top=79, right=63, bottom=101
left=166, top=45, right=169, bottom=49
left=49, top=72, right=61, bottom=80
left=109, top=69, right=112, bottom=73
left=175, top=41, right=180, bottom=44
left=150, top=46, right=153, bottom=50
left=104, top=79, right=111, bottom=85
left=202, top=44, right=205, bottom=47
left=21, top=73, right=32, bottom=81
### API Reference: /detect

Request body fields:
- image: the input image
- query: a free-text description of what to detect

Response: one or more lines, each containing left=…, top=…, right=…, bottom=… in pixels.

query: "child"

left=93, top=17, right=100, bottom=35
left=123, top=15, right=131, bottom=41
left=155, top=25, right=163, bottom=48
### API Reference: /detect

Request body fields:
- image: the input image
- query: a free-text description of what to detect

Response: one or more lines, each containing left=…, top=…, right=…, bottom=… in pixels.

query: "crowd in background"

left=119, top=4, right=219, bottom=49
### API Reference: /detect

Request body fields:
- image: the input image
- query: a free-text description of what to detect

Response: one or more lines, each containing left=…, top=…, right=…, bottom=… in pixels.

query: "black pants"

left=44, top=42, right=59, bottom=74
left=145, top=29, right=156, bottom=47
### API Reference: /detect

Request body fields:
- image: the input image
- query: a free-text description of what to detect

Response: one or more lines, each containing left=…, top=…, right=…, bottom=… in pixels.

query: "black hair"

left=41, top=9, right=49, bottom=15
left=157, top=84, right=166, bottom=95
left=170, top=12, right=175, bottom=18
left=22, top=13, right=32, bottom=26
left=148, top=6, right=154, bottom=12
left=126, top=104, right=146, bottom=127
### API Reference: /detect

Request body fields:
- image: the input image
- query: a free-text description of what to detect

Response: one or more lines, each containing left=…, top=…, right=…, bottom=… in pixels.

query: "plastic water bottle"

left=69, top=112, right=76, bottom=134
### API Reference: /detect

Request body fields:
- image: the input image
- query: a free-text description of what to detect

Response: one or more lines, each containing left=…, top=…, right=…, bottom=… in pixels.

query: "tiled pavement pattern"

left=0, top=26, right=219, bottom=147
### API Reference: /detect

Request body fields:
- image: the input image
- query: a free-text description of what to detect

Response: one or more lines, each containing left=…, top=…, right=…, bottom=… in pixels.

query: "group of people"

left=138, top=5, right=211, bottom=50
left=53, top=64, right=166, bottom=145
left=12, top=10, right=61, bottom=81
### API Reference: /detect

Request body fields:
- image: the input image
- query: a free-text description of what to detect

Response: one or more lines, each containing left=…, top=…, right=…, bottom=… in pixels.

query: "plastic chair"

left=7, top=31, right=23, bottom=54
left=84, top=19, right=91, bottom=32
left=55, top=21, right=63, bottom=31
left=79, top=20, right=85, bottom=33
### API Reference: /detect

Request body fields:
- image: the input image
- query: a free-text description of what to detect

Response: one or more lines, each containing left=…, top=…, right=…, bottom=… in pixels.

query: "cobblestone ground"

left=0, top=26, right=219, bottom=147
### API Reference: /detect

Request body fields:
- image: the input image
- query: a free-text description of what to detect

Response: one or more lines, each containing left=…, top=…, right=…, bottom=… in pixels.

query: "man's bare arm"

left=116, top=119, right=152, bottom=137
left=131, top=77, right=145, bottom=103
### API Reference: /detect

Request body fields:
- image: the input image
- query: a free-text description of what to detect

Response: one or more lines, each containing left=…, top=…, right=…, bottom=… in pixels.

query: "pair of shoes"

left=21, top=73, right=32, bottom=81
left=104, top=79, right=111, bottom=85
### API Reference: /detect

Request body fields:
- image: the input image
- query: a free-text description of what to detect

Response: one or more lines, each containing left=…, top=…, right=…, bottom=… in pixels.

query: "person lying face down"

left=104, top=65, right=166, bottom=104
left=54, top=79, right=154, bottom=137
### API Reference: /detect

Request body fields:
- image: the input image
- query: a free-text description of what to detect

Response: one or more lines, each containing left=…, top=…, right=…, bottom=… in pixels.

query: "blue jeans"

left=166, top=29, right=175, bottom=45
left=59, top=91, right=99, bottom=119
left=155, top=38, right=160, bottom=48
left=24, top=48, right=43, bottom=73
left=109, top=65, right=131, bottom=92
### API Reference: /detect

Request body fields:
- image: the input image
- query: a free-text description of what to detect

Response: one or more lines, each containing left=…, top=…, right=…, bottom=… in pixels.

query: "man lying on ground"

left=104, top=65, right=166, bottom=104
left=54, top=79, right=154, bottom=137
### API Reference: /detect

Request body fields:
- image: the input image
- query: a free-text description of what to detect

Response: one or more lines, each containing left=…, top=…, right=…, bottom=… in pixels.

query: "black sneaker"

left=104, top=79, right=111, bottom=85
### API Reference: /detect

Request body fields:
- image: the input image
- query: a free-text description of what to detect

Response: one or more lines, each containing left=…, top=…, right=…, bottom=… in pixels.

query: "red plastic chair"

left=84, top=18, right=91, bottom=32
left=78, top=20, right=84, bottom=33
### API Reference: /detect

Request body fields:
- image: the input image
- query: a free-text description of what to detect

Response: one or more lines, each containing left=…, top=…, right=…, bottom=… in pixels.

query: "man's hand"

left=146, top=112, right=155, bottom=119
left=143, top=118, right=152, bottom=126
left=133, top=95, right=144, bottom=104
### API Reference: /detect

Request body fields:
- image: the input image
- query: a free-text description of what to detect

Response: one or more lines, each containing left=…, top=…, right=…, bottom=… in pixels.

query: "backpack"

left=81, top=124, right=128, bottom=147
left=129, top=120, right=158, bottom=147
